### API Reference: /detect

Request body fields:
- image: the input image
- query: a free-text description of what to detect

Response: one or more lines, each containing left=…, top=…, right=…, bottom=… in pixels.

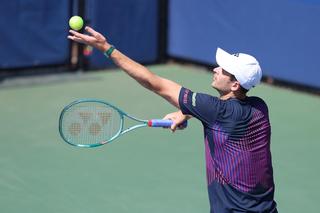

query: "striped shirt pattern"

left=205, top=107, right=273, bottom=192
left=179, top=87, right=277, bottom=212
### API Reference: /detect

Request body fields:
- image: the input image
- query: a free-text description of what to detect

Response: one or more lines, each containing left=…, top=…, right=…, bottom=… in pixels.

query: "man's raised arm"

left=68, top=26, right=181, bottom=108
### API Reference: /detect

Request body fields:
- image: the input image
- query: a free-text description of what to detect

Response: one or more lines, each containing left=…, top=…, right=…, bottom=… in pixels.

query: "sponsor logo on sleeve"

left=183, top=89, right=190, bottom=104
left=192, top=93, right=197, bottom=107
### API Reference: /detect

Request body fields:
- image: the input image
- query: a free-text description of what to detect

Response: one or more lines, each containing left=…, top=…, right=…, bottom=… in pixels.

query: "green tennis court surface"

left=0, top=64, right=319, bottom=212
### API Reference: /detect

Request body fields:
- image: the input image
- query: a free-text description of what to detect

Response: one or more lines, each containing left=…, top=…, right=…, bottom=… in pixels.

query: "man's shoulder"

left=247, top=96, right=269, bottom=114
left=247, top=96, right=267, bottom=105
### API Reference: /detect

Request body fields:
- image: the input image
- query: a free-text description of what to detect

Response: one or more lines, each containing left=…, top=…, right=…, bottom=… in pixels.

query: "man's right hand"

left=163, top=111, right=191, bottom=132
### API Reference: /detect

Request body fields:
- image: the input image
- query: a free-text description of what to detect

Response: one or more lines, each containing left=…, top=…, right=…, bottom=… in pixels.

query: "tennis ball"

left=69, top=16, right=84, bottom=31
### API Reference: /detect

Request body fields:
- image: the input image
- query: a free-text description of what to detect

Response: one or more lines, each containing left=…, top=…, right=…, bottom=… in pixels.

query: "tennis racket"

left=59, top=99, right=187, bottom=148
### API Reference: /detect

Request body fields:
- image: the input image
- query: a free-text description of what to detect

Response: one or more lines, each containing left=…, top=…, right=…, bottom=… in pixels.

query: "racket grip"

left=148, top=119, right=188, bottom=128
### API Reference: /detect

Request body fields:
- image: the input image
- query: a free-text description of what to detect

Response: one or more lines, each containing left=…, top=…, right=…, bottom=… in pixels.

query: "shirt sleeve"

left=178, top=87, right=221, bottom=126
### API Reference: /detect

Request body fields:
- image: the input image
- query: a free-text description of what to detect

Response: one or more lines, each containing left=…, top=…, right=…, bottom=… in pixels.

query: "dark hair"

left=229, top=74, right=249, bottom=94
left=222, top=69, right=249, bottom=93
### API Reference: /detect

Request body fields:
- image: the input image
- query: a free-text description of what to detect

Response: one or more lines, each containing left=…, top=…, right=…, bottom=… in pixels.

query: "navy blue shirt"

left=179, top=87, right=277, bottom=213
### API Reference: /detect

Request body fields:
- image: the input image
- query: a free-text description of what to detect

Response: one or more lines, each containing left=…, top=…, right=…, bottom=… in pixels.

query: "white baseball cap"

left=215, top=47, right=262, bottom=90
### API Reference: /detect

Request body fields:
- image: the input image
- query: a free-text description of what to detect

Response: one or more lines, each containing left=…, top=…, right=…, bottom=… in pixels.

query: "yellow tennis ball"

left=69, top=16, right=84, bottom=31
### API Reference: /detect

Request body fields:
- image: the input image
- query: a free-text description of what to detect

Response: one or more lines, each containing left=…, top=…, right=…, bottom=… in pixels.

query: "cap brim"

left=215, top=47, right=238, bottom=76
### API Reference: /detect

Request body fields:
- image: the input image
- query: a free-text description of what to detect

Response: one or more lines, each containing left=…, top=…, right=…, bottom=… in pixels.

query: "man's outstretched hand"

left=68, top=26, right=110, bottom=52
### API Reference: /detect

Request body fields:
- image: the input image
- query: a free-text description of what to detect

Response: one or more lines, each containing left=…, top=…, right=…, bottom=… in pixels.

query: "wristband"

left=104, top=45, right=115, bottom=58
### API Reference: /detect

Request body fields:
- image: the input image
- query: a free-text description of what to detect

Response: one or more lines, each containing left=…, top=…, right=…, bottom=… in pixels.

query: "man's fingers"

left=69, top=30, right=83, bottom=37
left=170, top=122, right=178, bottom=132
left=68, top=36, right=87, bottom=44
left=85, top=26, right=99, bottom=37
left=69, top=30, right=92, bottom=40
left=67, top=35, right=78, bottom=41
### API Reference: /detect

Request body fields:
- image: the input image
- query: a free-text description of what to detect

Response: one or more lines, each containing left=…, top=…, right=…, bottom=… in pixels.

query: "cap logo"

left=232, top=53, right=240, bottom=57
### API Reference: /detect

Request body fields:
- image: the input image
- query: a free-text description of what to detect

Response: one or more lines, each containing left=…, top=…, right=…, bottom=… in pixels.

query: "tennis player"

left=68, top=26, right=278, bottom=213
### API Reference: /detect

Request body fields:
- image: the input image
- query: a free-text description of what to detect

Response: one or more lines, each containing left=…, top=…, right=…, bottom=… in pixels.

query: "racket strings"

left=61, top=102, right=121, bottom=145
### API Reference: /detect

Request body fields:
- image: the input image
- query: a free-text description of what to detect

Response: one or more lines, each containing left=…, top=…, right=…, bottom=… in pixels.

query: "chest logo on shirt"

left=192, top=93, right=197, bottom=107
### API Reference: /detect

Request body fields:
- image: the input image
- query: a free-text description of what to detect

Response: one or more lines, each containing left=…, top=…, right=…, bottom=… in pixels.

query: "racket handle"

left=148, top=119, right=188, bottom=128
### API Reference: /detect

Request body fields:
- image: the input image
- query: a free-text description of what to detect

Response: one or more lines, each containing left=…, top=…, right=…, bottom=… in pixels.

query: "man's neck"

left=219, top=92, right=247, bottom=100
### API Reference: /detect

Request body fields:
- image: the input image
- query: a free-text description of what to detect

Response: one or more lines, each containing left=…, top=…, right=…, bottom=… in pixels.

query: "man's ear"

left=230, top=81, right=241, bottom=92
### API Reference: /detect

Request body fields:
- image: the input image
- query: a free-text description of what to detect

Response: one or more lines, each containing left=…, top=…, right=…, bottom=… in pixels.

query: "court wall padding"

left=0, top=1, right=70, bottom=69
left=84, top=0, right=159, bottom=69
left=168, top=0, right=320, bottom=88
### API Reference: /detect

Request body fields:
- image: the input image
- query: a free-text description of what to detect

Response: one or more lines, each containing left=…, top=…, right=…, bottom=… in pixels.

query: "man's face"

left=211, top=67, right=235, bottom=93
